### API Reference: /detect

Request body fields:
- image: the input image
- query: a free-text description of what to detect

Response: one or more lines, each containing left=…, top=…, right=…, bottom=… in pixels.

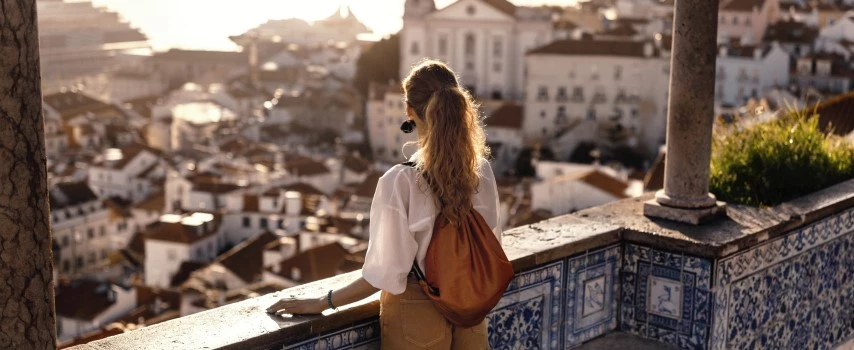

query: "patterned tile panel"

left=622, top=243, right=713, bottom=350
left=488, top=260, right=564, bottom=350
left=564, top=244, right=621, bottom=348
left=711, top=209, right=854, bottom=350
left=280, top=319, right=380, bottom=350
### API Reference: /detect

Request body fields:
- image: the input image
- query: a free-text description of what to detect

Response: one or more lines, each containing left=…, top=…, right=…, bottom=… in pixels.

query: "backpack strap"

left=402, top=161, right=440, bottom=295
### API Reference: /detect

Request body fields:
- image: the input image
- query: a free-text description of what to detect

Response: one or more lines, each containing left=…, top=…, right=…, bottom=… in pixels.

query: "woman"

left=266, top=60, right=501, bottom=349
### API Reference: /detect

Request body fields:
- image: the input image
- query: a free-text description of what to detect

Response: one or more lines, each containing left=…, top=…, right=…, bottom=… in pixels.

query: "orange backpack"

left=405, top=162, right=515, bottom=328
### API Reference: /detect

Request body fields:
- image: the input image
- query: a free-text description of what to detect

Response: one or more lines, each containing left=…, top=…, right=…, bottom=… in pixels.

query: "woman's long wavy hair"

left=403, top=60, right=490, bottom=225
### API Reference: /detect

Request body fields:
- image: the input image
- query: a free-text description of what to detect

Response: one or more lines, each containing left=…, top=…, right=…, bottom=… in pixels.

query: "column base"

left=643, top=199, right=727, bottom=225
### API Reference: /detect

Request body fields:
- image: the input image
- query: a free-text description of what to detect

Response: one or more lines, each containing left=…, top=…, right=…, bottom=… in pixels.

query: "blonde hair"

left=403, top=60, right=490, bottom=224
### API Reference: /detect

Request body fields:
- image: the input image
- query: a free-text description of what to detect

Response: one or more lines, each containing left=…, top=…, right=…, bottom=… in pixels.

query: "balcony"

left=615, top=94, right=640, bottom=105
left=67, top=179, right=854, bottom=350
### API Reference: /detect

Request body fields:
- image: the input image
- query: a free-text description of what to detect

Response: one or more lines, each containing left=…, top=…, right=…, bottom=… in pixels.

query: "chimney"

left=285, top=191, right=302, bottom=217
left=719, top=46, right=728, bottom=57
left=272, top=262, right=281, bottom=274
left=217, top=291, right=225, bottom=306
left=754, top=48, right=763, bottom=60
left=291, top=267, right=302, bottom=281
left=644, top=42, right=654, bottom=57
left=153, top=297, right=163, bottom=314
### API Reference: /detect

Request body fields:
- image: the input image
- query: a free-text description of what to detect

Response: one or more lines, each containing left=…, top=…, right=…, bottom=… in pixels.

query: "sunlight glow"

left=91, top=0, right=579, bottom=51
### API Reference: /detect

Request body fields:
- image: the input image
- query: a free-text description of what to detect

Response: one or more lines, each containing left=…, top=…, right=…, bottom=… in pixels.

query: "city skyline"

left=90, top=0, right=577, bottom=51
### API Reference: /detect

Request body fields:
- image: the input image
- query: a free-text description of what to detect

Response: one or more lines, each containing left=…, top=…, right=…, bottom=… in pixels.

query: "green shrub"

left=709, top=109, right=854, bottom=207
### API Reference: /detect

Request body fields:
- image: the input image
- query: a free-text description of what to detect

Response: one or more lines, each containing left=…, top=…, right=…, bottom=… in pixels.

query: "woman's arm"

left=266, top=276, right=379, bottom=315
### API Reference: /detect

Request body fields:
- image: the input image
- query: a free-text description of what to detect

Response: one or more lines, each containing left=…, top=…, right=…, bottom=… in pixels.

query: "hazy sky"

left=89, top=0, right=576, bottom=51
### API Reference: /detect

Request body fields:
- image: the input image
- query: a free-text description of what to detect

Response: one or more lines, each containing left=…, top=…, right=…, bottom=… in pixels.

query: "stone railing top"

left=582, top=178, right=854, bottom=258
left=67, top=178, right=854, bottom=349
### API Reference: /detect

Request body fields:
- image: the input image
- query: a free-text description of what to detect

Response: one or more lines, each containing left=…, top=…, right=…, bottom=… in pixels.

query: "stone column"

left=643, top=0, right=726, bottom=224
left=0, top=0, right=57, bottom=348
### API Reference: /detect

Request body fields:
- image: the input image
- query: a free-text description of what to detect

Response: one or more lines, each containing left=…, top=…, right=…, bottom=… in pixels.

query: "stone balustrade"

left=68, top=179, right=854, bottom=350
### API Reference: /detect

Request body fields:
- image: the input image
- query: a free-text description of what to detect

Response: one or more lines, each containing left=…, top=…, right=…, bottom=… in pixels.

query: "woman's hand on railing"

left=266, top=296, right=327, bottom=316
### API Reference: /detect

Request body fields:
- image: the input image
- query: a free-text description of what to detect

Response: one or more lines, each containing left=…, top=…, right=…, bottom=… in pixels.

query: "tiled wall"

left=710, top=208, right=854, bottom=350
left=273, top=209, right=854, bottom=350
left=621, top=244, right=713, bottom=350
left=280, top=319, right=380, bottom=350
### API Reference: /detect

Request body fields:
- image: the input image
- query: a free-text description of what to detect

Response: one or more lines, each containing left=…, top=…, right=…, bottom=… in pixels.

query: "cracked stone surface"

left=0, top=0, right=57, bottom=348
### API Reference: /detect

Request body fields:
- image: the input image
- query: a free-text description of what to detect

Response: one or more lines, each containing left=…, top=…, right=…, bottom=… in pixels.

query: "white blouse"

left=361, top=154, right=501, bottom=295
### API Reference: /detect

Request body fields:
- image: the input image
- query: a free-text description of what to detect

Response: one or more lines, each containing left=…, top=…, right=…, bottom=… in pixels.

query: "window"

left=101, top=250, right=107, bottom=260
left=572, top=87, right=584, bottom=101
left=465, top=33, right=476, bottom=56
left=62, top=260, right=70, bottom=273
left=410, top=41, right=420, bottom=55
left=260, top=218, right=268, bottom=229
left=540, top=110, right=546, bottom=119
left=631, top=108, right=639, bottom=118
left=587, top=109, right=597, bottom=120
left=88, top=252, right=96, bottom=264
left=493, top=36, right=503, bottom=57
left=243, top=216, right=251, bottom=228
left=75, top=256, right=83, bottom=268
left=61, top=236, right=69, bottom=247
left=277, top=219, right=284, bottom=229
left=493, top=62, right=502, bottom=73
left=537, top=86, right=549, bottom=101
left=99, top=226, right=105, bottom=237
left=438, top=35, right=448, bottom=56
left=87, top=228, right=94, bottom=239
left=614, top=66, right=622, bottom=80
left=556, top=86, right=568, bottom=101
left=733, top=17, right=739, bottom=25
left=466, top=61, right=474, bottom=70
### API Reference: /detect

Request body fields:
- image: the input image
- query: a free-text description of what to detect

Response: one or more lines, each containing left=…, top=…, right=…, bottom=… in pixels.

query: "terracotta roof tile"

left=486, top=103, right=524, bottom=129
left=169, top=261, right=208, bottom=287
left=217, top=231, right=280, bottom=283
left=804, top=92, right=854, bottom=137
left=50, top=181, right=99, bottom=210
left=55, top=280, right=116, bottom=321
left=146, top=216, right=220, bottom=245
left=483, top=0, right=517, bottom=17
left=528, top=39, right=656, bottom=58
left=243, top=195, right=260, bottom=212
left=343, top=154, right=371, bottom=173
left=267, top=242, right=349, bottom=283
left=354, top=171, right=383, bottom=198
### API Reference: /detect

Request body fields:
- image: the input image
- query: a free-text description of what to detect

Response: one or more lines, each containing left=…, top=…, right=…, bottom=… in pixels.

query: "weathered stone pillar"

left=643, top=0, right=726, bottom=224
left=0, top=1, right=58, bottom=348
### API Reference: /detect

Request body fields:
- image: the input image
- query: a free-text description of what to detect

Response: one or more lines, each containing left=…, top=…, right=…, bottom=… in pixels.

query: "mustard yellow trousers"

left=379, top=278, right=488, bottom=349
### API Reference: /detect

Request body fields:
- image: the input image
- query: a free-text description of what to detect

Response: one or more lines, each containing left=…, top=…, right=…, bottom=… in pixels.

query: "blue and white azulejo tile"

left=621, top=243, right=712, bottom=350
left=488, top=260, right=564, bottom=350
left=564, top=244, right=621, bottom=348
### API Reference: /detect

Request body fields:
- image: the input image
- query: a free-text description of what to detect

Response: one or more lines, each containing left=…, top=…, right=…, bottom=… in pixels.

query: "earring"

left=400, top=120, right=416, bottom=134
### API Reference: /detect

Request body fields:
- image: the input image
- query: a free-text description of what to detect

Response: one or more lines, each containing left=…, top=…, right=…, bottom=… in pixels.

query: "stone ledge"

left=67, top=178, right=854, bottom=349
left=578, top=178, right=854, bottom=258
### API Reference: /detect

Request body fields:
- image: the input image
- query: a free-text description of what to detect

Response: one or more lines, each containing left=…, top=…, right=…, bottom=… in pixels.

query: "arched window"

left=465, top=33, right=476, bottom=56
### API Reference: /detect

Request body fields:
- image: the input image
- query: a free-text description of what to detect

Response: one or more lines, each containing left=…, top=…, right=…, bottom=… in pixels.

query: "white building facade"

left=365, top=82, right=417, bottom=164
left=714, top=43, right=790, bottom=106
left=399, top=0, right=556, bottom=100
left=523, top=38, right=671, bottom=154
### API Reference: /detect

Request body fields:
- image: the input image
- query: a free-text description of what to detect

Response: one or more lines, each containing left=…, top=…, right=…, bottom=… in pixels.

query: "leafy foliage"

left=353, top=34, right=400, bottom=99
left=710, top=110, right=854, bottom=207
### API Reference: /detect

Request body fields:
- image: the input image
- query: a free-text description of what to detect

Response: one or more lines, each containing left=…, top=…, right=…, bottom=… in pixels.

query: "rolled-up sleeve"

left=362, top=170, right=417, bottom=295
